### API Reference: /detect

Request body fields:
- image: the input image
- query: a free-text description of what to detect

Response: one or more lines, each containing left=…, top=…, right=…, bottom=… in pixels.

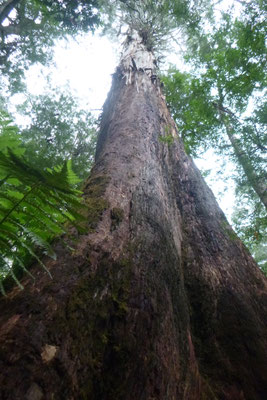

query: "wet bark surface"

left=0, top=35, right=267, bottom=400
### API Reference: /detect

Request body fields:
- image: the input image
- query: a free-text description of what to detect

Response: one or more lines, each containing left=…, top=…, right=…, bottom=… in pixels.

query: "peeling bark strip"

left=120, top=31, right=157, bottom=84
left=1, top=32, right=267, bottom=400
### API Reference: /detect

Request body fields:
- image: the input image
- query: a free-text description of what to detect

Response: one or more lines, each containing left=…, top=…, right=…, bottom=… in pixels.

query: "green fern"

left=0, top=112, right=87, bottom=295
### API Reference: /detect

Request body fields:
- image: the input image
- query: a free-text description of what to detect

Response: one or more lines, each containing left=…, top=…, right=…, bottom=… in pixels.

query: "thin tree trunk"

left=215, top=99, right=267, bottom=210
left=0, top=32, right=267, bottom=400
left=226, top=121, right=267, bottom=209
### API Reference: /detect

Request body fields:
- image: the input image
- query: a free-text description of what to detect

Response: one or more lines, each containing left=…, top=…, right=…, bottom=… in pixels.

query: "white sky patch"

left=213, top=0, right=243, bottom=21
left=25, top=34, right=119, bottom=112
left=195, top=150, right=236, bottom=221
left=24, top=64, right=48, bottom=95
left=52, top=35, right=118, bottom=109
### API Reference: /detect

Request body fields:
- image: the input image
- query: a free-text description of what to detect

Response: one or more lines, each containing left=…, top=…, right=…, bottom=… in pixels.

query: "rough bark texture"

left=0, top=33, right=267, bottom=400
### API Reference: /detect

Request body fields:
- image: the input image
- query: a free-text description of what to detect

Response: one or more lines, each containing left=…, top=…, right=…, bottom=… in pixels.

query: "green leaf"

left=0, top=143, right=86, bottom=292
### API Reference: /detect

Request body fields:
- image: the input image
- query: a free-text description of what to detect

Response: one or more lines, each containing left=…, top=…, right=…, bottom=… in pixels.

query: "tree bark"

left=0, top=32, right=267, bottom=400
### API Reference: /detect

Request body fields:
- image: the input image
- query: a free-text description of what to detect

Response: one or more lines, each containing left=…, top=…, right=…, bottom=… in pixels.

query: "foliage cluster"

left=99, top=0, right=210, bottom=54
left=0, top=110, right=87, bottom=294
left=0, top=0, right=99, bottom=293
left=0, top=0, right=100, bottom=91
left=17, top=90, right=97, bottom=179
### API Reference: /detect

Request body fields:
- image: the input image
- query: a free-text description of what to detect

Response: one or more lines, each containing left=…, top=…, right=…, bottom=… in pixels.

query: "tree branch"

left=234, top=0, right=249, bottom=5
left=213, top=100, right=267, bottom=210
left=0, top=0, right=21, bottom=25
left=0, top=19, right=42, bottom=36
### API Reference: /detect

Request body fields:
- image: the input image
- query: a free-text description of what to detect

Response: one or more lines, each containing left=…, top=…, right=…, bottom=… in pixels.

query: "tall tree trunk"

left=215, top=95, right=267, bottom=210
left=225, top=120, right=267, bottom=209
left=0, top=32, right=267, bottom=400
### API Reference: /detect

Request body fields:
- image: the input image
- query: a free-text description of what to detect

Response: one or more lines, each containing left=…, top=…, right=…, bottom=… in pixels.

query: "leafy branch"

left=0, top=111, right=87, bottom=295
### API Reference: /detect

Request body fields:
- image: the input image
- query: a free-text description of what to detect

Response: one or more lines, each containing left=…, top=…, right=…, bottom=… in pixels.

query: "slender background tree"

left=162, top=0, right=267, bottom=270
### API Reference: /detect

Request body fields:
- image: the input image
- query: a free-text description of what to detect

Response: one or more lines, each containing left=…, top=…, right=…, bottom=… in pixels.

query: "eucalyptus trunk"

left=226, top=122, right=267, bottom=209
left=216, top=98, right=267, bottom=210
left=0, top=32, right=267, bottom=400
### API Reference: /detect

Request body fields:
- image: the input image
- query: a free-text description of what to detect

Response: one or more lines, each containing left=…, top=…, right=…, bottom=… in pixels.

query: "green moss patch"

left=220, top=219, right=239, bottom=241
left=50, top=253, right=134, bottom=399
left=81, top=175, right=110, bottom=231
left=110, top=207, right=124, bottom=231
left=159, top=134, right=174, bottom=146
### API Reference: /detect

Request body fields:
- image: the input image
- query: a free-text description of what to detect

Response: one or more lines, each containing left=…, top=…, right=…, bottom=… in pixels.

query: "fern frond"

left=18, top=224, right=57, bottom=260
left=10, top=268, right=24, bottom=290
left=0, top=256, right=24, bottom=292
left=46, top=160, right=81, bottom=188
left=13, top=237, right=53, bottom=279
left=0, top=147, right=87, bottom=294
left=14, top=256, right=35, bottom=281
left=0, top=281, right=6, bottom=296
